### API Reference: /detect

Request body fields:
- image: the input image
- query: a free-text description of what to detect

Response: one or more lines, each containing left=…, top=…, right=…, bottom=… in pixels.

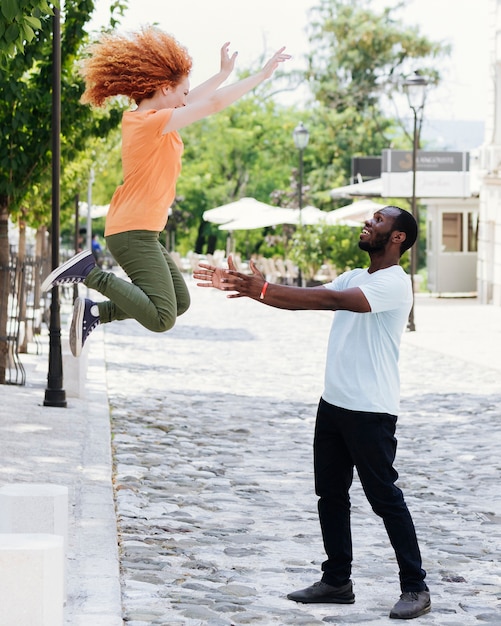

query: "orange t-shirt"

left=105, top=108, right=183, bottom=236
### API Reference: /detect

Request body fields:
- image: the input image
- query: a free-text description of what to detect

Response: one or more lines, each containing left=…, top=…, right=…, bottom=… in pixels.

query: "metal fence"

left=0, top=255, right=49, bottom=385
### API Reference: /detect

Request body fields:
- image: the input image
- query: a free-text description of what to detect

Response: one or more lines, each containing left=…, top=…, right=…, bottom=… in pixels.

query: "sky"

left=88, top=0, right=490, bottom=123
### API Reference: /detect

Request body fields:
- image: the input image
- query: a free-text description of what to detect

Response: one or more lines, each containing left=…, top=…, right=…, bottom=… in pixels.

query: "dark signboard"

left=382, top=150, right=470, bottom=173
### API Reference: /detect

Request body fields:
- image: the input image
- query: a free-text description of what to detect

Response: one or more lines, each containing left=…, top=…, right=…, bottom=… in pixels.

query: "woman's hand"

left=194, top=256, right=267, bottom=300
left=220, top=258, right=266, bottom=299
left=193, top=263, right=229, bottom=290
left=261, top=46, right=292, bottom=79
left=220, top=41, right=238, bottom=78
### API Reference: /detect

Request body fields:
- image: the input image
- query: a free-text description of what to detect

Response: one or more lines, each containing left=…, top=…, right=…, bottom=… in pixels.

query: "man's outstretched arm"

left=193, top=256, right=371, bottom=313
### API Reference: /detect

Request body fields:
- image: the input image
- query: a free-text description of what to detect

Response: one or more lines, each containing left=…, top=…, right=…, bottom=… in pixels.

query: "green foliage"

left=0, top=0, right=125, bottom=229
left=288, top=225, right=327, bottom=280
left=230, top=224, right=294, bottom=260
left=305, top=107, right=398, bottom=210
left=0, top=0, right=56, bottom=60
left=288, top=222, right=368, bottom=280
left=327, top=224, right=369, bottom=271
left=306, top=0, right=449, bottom=113
left=298, top=0, right=449, bottom=213
left=174, top=97, right=302, bottom=254
left=90, top=129, right=123, bottom=204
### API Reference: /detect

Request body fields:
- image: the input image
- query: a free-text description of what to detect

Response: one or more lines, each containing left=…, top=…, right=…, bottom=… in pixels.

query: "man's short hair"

left=388, top=206, right=418, bottom=256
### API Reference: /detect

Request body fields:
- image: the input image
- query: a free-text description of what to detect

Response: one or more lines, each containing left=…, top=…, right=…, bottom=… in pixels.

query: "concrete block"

left=62, top=336, right=88, bottom=398
left=0, top=533, right=64, bottom=626
left=0, top=484, right=68, bottom=552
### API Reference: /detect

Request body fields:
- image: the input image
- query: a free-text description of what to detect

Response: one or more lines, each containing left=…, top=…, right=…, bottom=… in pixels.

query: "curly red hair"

left=80, top=26, right=193, bottom=107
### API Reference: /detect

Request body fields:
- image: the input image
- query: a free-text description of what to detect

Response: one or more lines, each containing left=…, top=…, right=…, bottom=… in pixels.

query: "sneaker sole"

left=69, top=297, right=85, bottom=357
left=41, top=249, right=93, bottom=292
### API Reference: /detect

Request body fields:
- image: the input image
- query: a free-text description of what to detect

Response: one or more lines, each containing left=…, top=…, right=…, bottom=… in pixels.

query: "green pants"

left=84, top=230, right=190, bottom=332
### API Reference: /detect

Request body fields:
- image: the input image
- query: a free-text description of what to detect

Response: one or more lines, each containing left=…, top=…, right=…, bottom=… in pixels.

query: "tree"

left=293, top=0, right=451, bottom=249
left=0, top=0, right=125, bottom=382
left=257, top=1, right=449, bottom=278
left=288, top=222, right=370, bottom=283
left=305, top=0, right=449, bottom=114
left=173, top=93, right=301, bottom=255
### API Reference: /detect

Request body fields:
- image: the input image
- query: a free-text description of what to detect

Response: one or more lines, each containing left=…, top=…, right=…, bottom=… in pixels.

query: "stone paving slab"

left=103, top=282, right=501, bottom=625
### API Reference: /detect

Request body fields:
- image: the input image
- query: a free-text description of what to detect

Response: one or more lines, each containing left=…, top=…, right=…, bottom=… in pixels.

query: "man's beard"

left=358, top=231, right=391, bottom=253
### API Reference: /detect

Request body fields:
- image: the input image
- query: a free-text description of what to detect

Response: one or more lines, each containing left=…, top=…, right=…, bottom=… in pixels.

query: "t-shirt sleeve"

left=359, top=270, right=411, bottom=313
left=142, top=108, right=174, bottom=137
left=324, top=269, right=363, bottom=292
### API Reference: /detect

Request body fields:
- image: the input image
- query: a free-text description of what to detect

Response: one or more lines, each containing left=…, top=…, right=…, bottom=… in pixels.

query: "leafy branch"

left=0, top=0, right=58, bottom=60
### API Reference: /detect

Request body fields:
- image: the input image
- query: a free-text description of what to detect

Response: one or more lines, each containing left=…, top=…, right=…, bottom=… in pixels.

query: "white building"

left=478, top=0, right=501, bottom=305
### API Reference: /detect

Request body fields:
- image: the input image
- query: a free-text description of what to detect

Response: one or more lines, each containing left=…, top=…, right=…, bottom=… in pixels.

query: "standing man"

left=194, top=206, right=430, bottom=620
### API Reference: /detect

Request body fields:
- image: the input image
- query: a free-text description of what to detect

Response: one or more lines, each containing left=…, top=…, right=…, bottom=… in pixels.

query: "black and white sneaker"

left=41, top=249, right=96, bottom=292
left=70, top=297, right=100, bottom=357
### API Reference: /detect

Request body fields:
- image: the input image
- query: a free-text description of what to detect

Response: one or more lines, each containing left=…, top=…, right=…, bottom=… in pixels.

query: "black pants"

left=314, top=398, right=426, bottom=592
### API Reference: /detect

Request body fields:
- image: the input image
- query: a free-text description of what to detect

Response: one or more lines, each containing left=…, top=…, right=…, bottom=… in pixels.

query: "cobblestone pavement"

left=103, top=280, right=501, bottom=625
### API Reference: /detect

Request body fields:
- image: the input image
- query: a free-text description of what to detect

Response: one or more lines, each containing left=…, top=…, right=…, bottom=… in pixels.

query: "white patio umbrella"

left=288, top=204, right=379, bottom=227
left=219, top=206, right=299, bottom=230
left=323, top=199, right=384, bottom=225
left=329, top=178, right=382, bottom=199
left=218, top=201, right=382, bottom=231
left=219, top=205, right=341, bottom=230
left=203, top=197, right=280, bottom=225
left=283, top=203, right=379, bottom=226
left=295, top=205, right=331, bottom=225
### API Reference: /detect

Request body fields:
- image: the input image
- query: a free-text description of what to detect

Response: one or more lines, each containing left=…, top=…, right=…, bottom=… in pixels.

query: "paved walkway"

left=1, top=281, right=501, bottom=625
left=0, top=324, right=122, bottom=625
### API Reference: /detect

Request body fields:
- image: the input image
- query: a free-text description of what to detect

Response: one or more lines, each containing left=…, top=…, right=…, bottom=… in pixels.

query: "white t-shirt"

left=322, top=265, right=412, bottom=415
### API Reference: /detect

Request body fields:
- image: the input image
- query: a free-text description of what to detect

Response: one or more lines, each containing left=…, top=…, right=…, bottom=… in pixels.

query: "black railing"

left=0, top=255, right=48, bottom=385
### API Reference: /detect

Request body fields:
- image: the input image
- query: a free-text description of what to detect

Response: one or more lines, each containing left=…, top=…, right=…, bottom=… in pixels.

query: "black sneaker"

left=70, top=297, right=100, bottom=357
left=390, top=589, right=431, bottom=619
left=287, top=580, right=355, bottom=604
left=41, top=249, right=96, bottom=292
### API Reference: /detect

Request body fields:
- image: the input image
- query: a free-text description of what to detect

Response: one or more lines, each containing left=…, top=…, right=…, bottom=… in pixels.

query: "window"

left=441, top=211, right=478, bottom=252
left=442, top=213, right=462, bottom=251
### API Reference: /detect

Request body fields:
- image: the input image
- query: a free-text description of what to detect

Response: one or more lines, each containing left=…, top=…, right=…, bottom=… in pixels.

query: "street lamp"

left=293, top=122, right=310, bottom=221
left=293, top=122, right=309, bottom=286
left=44, top=6, right=66, bottom=407
left=403, top=72, right=427, bottom=332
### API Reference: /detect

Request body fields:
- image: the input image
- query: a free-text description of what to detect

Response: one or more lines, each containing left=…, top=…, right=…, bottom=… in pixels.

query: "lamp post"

left=44, top=5, right=66, bottom=407
left=403, top=72, right=427, bottom=332
left=293, top=122, right=310, bottom=220
left=293, top=121, right=309, bottom=286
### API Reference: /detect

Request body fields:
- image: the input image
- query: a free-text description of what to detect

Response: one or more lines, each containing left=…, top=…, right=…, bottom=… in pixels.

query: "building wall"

left=426, top=198, right=479, bottom=294
left=478, top=0, right=501, bottom=304
left=478, top=179, right=501, bottom=304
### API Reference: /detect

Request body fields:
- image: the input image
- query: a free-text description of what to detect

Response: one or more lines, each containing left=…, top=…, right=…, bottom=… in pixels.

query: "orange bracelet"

left=259, top=281, right=269, bottom=300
